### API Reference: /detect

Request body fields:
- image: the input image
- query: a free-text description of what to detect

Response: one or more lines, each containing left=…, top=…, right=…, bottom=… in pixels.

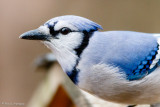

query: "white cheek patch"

left=57, top=32, right=83, bottom=51
left=54, top=21, right=78, bottom=31
left=43, top=40, right=79, bottom=73
left=38, top=26, right=50, bottom=35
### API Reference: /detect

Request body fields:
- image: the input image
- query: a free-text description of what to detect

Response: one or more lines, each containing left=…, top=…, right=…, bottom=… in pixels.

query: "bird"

left=20, top=15, right=160, bottom=107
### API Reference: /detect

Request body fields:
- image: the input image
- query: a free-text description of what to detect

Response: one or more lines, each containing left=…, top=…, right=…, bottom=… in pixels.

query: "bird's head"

left=20, top=15, right=102, bottom=76
left=20, top=15, right=102, bottom=54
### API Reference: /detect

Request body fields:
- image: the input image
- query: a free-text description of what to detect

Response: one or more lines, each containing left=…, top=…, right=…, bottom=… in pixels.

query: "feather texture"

left=45, top=15, right=103, bottom=32
left=79, top=31, right=159, bottom=80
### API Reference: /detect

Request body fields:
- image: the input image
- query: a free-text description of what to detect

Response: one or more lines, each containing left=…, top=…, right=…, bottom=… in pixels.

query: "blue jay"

left=20, top=15, right=160, bottom=106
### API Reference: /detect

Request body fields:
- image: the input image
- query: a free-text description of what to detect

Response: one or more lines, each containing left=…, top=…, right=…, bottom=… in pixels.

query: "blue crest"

left=45, top=15, right=103, bottom=32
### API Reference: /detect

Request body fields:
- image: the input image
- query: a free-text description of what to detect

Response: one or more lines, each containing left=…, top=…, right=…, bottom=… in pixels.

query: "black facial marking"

left=67, top=30, right=95, bottom=84
left=74, top=30, right=94, bottom=57
left=47, top=21, right=59, bottom=38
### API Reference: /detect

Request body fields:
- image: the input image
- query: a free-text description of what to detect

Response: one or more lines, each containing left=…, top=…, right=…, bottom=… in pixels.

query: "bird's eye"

left=60, top=27, right=71, bottom=35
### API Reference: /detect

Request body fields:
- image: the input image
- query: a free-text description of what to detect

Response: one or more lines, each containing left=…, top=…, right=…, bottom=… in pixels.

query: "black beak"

left=19, top=29, right=50, bottom=41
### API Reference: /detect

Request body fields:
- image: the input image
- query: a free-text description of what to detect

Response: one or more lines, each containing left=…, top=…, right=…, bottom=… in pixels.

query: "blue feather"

left=80, top=31, right=159, bottom=81
left=45, top=15, right=103, bottom=32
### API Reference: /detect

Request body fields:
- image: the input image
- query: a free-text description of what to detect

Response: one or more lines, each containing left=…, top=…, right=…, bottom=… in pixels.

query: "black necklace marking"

left=67, top=30, right=95, bottom=84
left=74, top=30, right=94, bottom=57
left=66, top=60, right=80, bottom=84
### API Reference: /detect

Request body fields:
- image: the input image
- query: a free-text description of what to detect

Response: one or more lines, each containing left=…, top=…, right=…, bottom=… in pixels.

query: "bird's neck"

left=57, top=31, right=94, bottom=84
left=53, top=49, right=78, bottom=72
left=52, top=49, right=80, bottom=84
left=44, top=31, right=94, bottom=84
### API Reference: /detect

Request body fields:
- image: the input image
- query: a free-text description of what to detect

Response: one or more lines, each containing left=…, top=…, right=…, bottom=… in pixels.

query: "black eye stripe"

left=47, top=23, right=79, bottom=36
left=57, top=27, right=79, bottom=35
left=49, top=27, right=55, bottom=34
left=45, top=21, right=58, bottom=35
left=59, top=27, right=71, bottom=35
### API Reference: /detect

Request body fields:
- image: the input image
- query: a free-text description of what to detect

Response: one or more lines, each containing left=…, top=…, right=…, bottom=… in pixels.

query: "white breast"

left=77, top=63, right=160, bottom=104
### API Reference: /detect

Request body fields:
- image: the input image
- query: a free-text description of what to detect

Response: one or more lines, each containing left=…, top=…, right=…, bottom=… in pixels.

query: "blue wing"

left=83, top=31, right=160, bottom=80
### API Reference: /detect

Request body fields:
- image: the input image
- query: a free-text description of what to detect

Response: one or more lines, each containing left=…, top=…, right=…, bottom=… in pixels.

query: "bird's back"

left=79, top=31, right=159, bottom=80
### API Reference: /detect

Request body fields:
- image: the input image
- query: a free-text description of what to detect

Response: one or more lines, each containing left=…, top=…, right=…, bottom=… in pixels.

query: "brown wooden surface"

left=48, top=85, right=76, bottom=107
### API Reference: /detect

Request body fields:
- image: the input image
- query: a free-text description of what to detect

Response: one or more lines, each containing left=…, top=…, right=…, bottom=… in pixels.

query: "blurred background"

left=1, top=0, right=160, bottom=106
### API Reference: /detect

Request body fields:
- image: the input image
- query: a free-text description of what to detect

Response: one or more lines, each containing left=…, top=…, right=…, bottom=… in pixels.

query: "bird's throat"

left=54, top=50, right=80, bottom=84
